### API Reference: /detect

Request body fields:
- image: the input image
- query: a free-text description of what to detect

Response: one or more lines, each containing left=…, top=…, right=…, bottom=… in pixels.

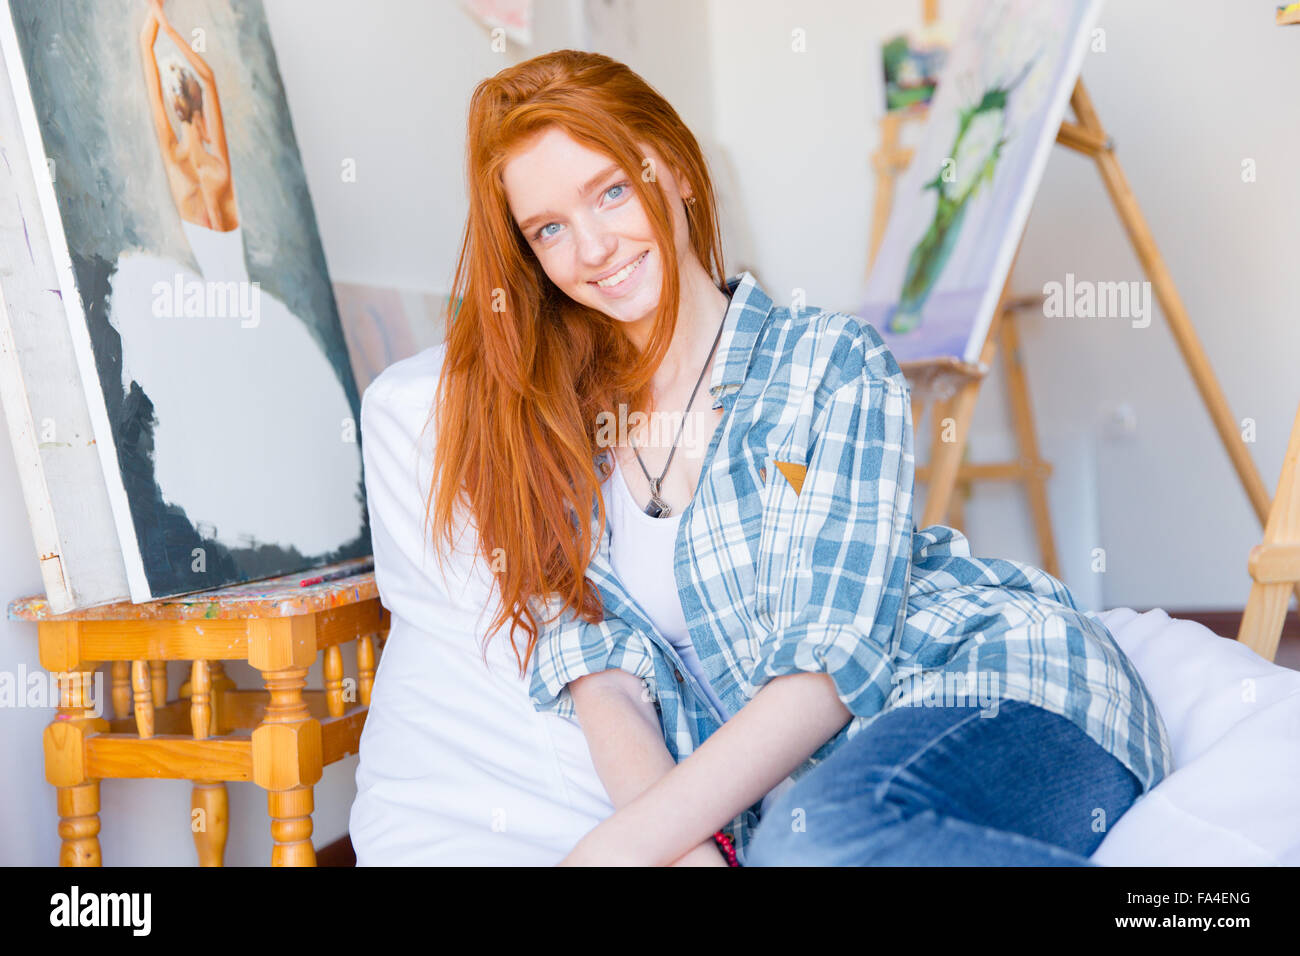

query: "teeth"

left=595, top=251, right=646, bottom=288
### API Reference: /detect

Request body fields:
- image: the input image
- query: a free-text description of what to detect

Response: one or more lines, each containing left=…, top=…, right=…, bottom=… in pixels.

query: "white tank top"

left=602, top=453, right=732, bottom=720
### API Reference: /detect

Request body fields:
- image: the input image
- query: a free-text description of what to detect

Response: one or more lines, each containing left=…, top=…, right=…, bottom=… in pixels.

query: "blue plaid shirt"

left=528, top=271, right=1174, bottom=862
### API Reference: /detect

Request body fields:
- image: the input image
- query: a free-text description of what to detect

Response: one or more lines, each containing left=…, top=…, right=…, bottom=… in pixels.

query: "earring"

left=686, top=195, right=697, bottom=206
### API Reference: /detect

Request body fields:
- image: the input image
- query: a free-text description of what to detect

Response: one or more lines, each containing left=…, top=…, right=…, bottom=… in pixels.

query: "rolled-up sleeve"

left=527, top=595, right=658, bottom=719
left=744, top=372, right=915, bottom=719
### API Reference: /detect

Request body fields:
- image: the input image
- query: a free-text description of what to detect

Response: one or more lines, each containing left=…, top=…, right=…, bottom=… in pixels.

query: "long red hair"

left=426, top=50, right=726, bottom=674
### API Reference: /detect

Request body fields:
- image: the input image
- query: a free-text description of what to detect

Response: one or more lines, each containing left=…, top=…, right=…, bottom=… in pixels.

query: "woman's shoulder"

left=761, top=301, right=907, bottom=397
left=362, top=342, right=449, bottom=414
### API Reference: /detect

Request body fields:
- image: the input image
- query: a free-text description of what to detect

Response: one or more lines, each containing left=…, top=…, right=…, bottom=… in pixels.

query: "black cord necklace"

left=629, top=299, right=729, bottom=518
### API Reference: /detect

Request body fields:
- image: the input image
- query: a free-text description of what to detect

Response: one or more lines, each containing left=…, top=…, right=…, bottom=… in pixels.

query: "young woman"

left=427, top=49, right=1173, bottom=867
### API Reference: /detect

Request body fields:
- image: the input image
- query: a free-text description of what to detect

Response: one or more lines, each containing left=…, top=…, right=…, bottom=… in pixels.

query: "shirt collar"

left=708, top=271, right=774, bottom=408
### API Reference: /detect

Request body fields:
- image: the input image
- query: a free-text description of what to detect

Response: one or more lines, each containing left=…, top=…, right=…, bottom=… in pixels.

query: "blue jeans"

left=744, top=699, right=1141, bottom=866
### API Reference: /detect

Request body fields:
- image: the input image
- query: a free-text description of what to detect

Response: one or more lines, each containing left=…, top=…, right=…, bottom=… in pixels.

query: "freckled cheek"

left=533, top=244, right=583, bottom=292
left=609, top=201, right=654, bottom=243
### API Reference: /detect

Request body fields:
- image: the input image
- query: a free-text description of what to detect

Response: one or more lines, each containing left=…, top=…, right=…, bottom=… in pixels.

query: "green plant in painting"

left=887, top=75, right=1026, bottom=335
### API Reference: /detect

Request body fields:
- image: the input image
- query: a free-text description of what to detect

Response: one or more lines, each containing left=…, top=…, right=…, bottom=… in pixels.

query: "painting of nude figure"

left=0, top=0, right=369, bottom=602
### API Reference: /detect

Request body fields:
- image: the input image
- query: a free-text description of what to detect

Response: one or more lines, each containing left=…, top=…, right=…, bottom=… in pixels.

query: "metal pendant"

left=644, top=478, right=672, bottom=518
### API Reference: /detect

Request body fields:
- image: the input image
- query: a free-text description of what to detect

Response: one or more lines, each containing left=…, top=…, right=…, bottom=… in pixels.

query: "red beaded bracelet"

left=712, top=830, right=739, bottom=867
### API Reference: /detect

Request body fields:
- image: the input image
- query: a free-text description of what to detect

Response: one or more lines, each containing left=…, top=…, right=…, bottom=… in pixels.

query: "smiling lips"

left=591, top=250, right=648, bottom=289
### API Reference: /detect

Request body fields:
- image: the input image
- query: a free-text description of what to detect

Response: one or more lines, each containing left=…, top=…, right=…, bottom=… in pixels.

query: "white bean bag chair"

left=351, top=344, right=1300, bottom=866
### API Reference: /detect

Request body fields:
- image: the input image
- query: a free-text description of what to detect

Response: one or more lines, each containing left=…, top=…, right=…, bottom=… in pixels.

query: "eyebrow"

left=516, top=162, right=623, bottom=235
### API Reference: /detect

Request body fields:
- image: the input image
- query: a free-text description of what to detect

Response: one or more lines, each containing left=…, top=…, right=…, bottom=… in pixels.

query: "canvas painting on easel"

left=859, top=0, right=1102, bottom=364
left=0, top=0, right=369, bottom=603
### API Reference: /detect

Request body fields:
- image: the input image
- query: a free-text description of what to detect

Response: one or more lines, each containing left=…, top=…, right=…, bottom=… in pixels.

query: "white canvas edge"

left=959, top=0, right=1105, bottom=363
left=0, top=284, right=72, bottom=609
left=0, top=34, right=131, bottom=613
left=0, top=5, right=152, bottom=602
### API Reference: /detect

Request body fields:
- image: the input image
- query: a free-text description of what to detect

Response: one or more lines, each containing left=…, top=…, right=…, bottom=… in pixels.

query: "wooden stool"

left=8, top=556, right=389, bottom=867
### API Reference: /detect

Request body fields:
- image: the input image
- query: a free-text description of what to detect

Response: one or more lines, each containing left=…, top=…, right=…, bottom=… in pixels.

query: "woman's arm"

left=565, top=670, right=851, bottom=866
left=151, top=1, right=230, bottom=169
left=151, top=1, right=214, bottom=84
left=138, top=9, right=178, bottom=154
left=569, top=667, right=673, bottom=805
left=566, top=667, right=727, bottom=866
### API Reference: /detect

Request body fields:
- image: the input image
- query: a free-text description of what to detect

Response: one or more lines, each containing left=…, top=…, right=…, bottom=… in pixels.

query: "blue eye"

left=532, top=181, right=631, bottom=242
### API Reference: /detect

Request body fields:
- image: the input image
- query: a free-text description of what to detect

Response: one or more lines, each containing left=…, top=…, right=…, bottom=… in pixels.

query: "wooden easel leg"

left=949, top=467, right=969, bottom=533
left=999, top=313, right=1062, bottom=579
left=1238, top=404, right=1300, bottom=661
left=1068, top=80, right=1296, bottom=607
left=869, top=112, right=904, bottom=276
left=922, top=382, right=983, bottom=527
left=1241, top=567, right=1295, bottom=663
left=922, top=392, right=960, bottom=527
left=920, top=296, right=1007, bottom=528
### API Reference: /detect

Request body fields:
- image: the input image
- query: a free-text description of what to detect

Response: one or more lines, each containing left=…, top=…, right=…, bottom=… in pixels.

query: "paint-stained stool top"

left=7, top=556, right=377, bottom=622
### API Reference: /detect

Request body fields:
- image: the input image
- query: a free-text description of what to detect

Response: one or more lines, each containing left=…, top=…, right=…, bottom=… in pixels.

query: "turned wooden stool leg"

left=249, top=617, right=323, bottom=867
left=356, top=634, right=376, bottom=707
left=57, top=782, right=102, bottom=867
left=110, top=661, right=131, bottom=720
left=188, top=660, right=228, bottom=866
left=148, top=659, right=167, bottom=708
left=45, top=662, right=109, bottom=866
left=260, top=666, right=317, bottom=866
left=268, top=787, right=315, bottom=866
left=209, top=661, right=234, bottom=734
left=131, top=661, right=155, bottom=738
left=191, top=782, right=228, bottom=866
left=324, top=645, right=345, bottom=717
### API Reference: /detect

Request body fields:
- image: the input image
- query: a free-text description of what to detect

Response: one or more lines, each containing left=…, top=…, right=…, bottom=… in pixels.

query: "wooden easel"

left=1238, top=405, right=1300, bottom=661
left=869, top=8, right=1059, bottom=577
left=871, top=12, right=1300, bottom=627
left=1235, top=10, right=1300, bottom=661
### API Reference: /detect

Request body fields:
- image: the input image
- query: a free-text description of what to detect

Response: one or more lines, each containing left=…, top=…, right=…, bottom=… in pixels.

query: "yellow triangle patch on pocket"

left=773, top=459, right=807, bottom=496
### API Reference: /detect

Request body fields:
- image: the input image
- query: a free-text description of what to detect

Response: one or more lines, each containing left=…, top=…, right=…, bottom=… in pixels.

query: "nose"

left=572, top=218, right=619, bottom=272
